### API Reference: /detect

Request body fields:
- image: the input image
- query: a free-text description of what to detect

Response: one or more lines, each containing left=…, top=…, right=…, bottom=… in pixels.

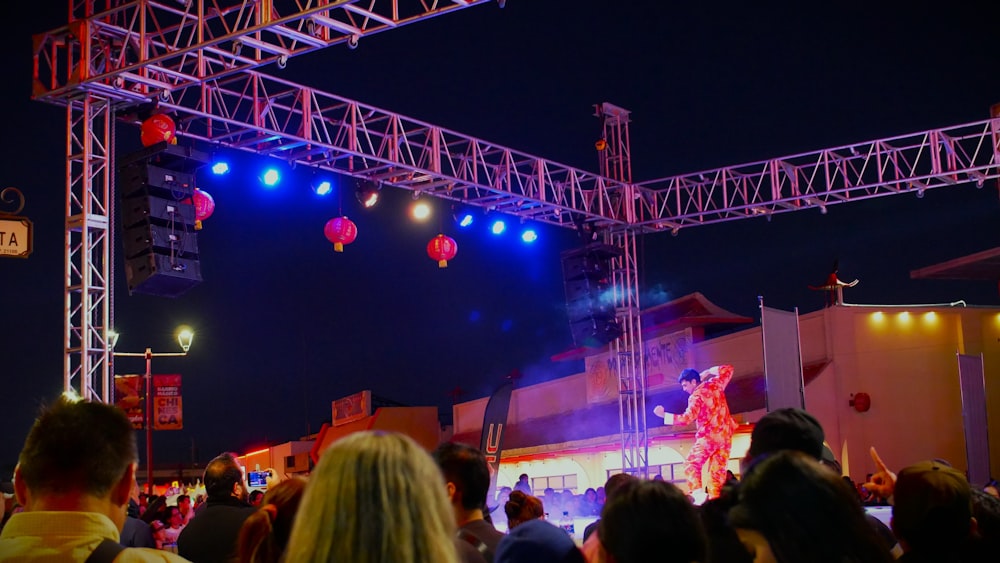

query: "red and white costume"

left=671, top=364, right=738, bottom=498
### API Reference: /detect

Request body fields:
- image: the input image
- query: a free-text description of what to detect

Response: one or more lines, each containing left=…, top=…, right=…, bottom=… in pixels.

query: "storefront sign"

left=585, top=328, right=694, bottom=403
left=1, top=188, right=32, bottom=258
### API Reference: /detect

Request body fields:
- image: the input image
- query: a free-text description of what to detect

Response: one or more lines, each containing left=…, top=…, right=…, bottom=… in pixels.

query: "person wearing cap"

left=653, top=364, right=738, bottom=502
left=743, top=407, right=826, bottom=467
left=495, top=518, right=585, bottom=563
left=892, top=460, right=982, bottom=562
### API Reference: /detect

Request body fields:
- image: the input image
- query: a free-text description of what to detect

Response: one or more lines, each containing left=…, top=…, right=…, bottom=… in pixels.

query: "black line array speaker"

left=117, top=143, right=209, bottom=298
left=561, top=243, right=623, bottom=348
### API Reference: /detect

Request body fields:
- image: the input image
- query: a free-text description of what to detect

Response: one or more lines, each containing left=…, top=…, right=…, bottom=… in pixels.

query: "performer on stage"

left=653, top=364, right=738, bottom=504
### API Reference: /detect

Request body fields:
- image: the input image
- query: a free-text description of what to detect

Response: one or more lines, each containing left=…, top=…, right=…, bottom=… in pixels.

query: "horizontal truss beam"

left=636, top=120, right=1000, bottom=232
left=34, top=1, right=491, bottom=104
left=34, top=2, right=1000, bottom=235
left=164, top=70, right=631, bottom=228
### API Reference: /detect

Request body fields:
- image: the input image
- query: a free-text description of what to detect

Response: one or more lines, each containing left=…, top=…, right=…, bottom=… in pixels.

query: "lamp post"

left=110, top=327, right=194, bottom=495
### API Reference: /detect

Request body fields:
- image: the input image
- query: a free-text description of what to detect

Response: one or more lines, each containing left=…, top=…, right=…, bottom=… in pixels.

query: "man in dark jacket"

left=177, top=452, right=256, bottom=562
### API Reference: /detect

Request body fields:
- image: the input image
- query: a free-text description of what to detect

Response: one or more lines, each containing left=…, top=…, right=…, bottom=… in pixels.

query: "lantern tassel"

left=334, top=242, right=344, bottom=253
left=438, top=259, right=448, bottom=268
left=194, top=220, right=203, bottom=231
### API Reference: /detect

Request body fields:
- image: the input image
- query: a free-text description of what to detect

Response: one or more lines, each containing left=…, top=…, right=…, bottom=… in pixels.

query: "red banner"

left=153, top=374, right=183, bottom=430
left=114, top=374, right=145, bottom=429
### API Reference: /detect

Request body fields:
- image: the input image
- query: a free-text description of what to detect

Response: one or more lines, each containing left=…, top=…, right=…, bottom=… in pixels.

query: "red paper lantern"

left=190, top=189, right=215, bottom=230
left=427, top=234, right=458, bottom=268
left=140, top=114, right=178, bottom=147
left=324, top=217, right=358, bottom=252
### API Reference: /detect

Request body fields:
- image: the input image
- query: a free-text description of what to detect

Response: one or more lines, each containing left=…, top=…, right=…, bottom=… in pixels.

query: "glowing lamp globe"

left=191, top=189, right=215, bottom=230
left=427, top=234, right=458, bottom=268
left=324, top=216, right=358, bottom=252
left=140, top=114, right=178, bottom=147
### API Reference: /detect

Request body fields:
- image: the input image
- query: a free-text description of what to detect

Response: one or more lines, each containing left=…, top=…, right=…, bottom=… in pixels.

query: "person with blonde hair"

left=284, top=431, right=460, bottom=563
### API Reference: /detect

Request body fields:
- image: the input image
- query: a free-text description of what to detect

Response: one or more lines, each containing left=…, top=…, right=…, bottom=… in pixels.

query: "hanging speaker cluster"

left=561, top=242, right=623, bottom=348
left=117, top=143, right=210, bottom=298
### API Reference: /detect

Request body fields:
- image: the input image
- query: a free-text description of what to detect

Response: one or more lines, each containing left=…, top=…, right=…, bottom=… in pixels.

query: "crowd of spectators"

left=1, top=396, right=999, bottom=563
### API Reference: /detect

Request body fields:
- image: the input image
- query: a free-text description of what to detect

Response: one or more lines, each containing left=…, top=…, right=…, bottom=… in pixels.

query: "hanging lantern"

left=190, top=189, right=215, bottom=230
left=595, top=139, right=608, bottom=151
left=324, top=216, right=358, bottom=252
left=140, top=114, right=178, bottom=147
left=427, top=234, right=458, bottom=268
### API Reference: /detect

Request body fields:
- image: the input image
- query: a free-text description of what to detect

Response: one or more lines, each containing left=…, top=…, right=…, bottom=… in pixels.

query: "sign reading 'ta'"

left=0, top=217, right=32, bottom=258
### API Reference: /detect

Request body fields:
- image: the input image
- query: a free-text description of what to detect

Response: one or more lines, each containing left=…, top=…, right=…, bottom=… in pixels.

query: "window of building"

left=530, top=473, right=578, bottom=495
left=606, top=462, right=685, bottom=485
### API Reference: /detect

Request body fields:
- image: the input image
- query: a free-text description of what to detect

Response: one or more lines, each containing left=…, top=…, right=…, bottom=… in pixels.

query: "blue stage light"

left=314, top=180, right=333, bottom=196
left=521, top=229, right=538, bottom=243
left=459, top=213, right=474, bottom=228
left=261, top=168, right=280, bottom=187
left=491, top=220, right=506, bottom=235
left=210, top=161, right=230, bottom=175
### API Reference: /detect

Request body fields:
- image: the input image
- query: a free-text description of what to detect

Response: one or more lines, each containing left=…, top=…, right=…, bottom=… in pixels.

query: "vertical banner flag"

left=760, top=304, right=805, bottom=411
left=957, top=353, right=990, bottom=487
left=152, top=374, right=183, bottom=430
left=114, top=374, right=145, bottom=429
left=480, top=378, right=515, bottom=511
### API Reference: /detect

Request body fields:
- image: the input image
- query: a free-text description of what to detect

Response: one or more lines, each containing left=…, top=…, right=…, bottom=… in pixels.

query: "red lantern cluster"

left=140, top=114, right=178, bottom=147
left=324, top=217, right=358, bottom=252
left=427, top=234, right=457, bottom=268
left=190, top=189, right=215, bottom=230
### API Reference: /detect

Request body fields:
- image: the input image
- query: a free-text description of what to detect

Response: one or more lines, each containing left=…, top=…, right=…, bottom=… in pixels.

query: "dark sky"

left=4, top=0, right=1000, bottom=472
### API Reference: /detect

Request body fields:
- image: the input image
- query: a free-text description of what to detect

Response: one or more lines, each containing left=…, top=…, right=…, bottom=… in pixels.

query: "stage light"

left=261, top=168, right=280, bottom=187
left=412, top=201, right=431, bottom=220
left=452, top=203, right=475, bottom=228
left=210, top=161, right=230, bottom=175
left=521, top=229, right=538, bottom=243
left=314, top=180, right=333, bottom=196
left=355, top=180, right=381, bottom=208
left=311, top=171, right=335, bottom=196
left=491, top=220, right=506, bottom=235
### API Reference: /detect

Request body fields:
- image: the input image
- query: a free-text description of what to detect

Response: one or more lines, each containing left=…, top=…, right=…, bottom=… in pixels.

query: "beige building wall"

left=717, top=304, right=997, bottom=481
left=455, top=303, right=1000, bottom=485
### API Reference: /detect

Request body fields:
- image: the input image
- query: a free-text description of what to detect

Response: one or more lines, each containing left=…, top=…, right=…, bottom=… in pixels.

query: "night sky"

left=3, top=0, right=1000, bottom=473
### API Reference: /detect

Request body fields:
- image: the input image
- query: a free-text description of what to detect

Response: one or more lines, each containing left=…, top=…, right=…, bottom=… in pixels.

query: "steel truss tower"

left=33, top=1, right=1000, bottom=476
left=595, top=103, right=649, bottom=477
left=64, top=95, right=115, bottom=402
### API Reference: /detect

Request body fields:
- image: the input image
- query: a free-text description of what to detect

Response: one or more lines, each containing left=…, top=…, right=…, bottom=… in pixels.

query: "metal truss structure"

left=594, top=103, right=649, bottom=477
left=33, top=1, right=1000, bottom=475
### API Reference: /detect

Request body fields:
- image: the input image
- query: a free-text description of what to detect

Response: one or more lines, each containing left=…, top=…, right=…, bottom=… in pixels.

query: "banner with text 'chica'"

left=153, top=374, right=183, bottom=430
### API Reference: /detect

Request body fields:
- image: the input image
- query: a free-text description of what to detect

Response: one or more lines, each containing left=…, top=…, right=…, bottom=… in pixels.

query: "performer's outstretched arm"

left=652, top=404, right=675, bottom=424
left=673, top=394, right=703, bottom=426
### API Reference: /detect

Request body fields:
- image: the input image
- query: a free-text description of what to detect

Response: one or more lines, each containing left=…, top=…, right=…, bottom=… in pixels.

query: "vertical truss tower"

left=596, top=102, right=648, bottom=477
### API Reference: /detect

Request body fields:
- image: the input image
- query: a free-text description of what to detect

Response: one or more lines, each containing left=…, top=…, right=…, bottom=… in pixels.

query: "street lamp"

left=110, top=326, right=194, bottom=495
